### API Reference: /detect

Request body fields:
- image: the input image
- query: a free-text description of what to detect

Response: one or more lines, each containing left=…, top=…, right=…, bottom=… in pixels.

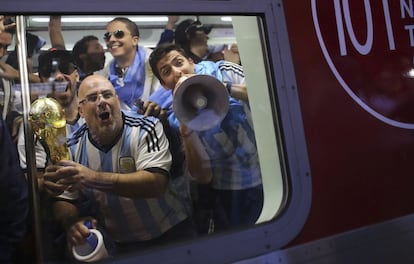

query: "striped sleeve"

left=218, top=61, right=245, bottom=85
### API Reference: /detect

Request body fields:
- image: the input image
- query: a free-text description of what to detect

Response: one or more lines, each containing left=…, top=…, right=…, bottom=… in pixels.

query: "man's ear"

left=73, top=69, right=80, bottom=82
left=78, top=105, right=83, bottom=116
left=132, top=36, right=139, bottom=47
left=188, top=57, right=196, bottom=72
left=188, top=57, right=195, bottom=65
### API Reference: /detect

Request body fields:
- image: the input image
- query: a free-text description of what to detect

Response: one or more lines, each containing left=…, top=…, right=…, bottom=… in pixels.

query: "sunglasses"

left=39, top=60, right=76, bottom=78
left=104, top=30, right=126, bottom=41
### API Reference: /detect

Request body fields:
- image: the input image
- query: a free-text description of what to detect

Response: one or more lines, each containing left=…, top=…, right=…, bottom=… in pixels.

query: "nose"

left=96, top=93, right=109, bottom=105
left=172, top=67, right=183, bottom=78
left=97, top=94, right=104, bottom=101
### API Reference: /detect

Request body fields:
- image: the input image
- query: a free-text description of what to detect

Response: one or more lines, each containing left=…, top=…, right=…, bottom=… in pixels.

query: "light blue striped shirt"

left=162, top=61, right=262, bottom=190
left=67, top=112, right=188, bottom=242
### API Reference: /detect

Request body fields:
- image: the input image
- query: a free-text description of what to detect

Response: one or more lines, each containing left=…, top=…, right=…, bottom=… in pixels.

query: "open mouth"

left=109, top=43, right=121, bottom=50
left=99, top=112, right=110, bottom=121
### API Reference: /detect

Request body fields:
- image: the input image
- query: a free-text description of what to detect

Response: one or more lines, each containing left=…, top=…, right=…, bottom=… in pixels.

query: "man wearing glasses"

left=43, top=74, right=195, bottom=259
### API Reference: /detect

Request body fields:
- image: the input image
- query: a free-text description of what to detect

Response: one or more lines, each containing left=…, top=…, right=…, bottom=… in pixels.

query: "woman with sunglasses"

left=103, top=17, right=163, bottom=115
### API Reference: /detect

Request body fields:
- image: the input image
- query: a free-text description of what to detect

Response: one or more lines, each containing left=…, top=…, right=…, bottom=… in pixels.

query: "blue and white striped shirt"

left=158, top=60, right=262, bottom=190
left=67, top=112, right=188, bottom=242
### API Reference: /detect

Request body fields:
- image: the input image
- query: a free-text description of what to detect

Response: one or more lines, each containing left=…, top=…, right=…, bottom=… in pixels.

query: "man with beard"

left=72, top=35, right=106, bottom=81
left=43, top=74, right=194, bottom=259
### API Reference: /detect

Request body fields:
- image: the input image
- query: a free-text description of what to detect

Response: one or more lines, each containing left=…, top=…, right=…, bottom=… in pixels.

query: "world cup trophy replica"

left=29, top=97, right=69, bottom=164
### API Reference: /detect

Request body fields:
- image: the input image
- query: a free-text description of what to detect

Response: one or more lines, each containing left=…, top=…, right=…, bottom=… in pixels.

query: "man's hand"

left=43, top=163, right=75, bottom=196
left=66, top=218, right=98, bottom=249
left=136, top=99, right=166, bottom=119
left=166, top=16, right=179, bottom=30
left=44, top=160, right=114, bottom=193
left=0, top=16, right=15, bottom=34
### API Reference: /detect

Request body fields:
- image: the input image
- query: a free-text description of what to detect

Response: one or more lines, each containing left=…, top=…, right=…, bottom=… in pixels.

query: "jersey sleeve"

left=135, top=118, right=172, bottom=173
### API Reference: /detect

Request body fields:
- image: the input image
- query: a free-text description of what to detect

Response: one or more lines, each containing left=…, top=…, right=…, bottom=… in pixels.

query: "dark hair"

left=108, top=17, right=140, bottom=38
left=5, top=33, right=41, bottom=70
left=149, top=43, right=187, bottom=82
left=72, top=35, right=99, bottom=70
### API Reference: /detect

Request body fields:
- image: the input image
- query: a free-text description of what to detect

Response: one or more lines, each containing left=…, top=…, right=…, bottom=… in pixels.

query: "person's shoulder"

left=123, top=111, right=158, bottom=127
left=67, top=122, right=88, bottom=147
left=217, top=60, right=244, bottom=79
left=217, top=60, right=243, bottom=71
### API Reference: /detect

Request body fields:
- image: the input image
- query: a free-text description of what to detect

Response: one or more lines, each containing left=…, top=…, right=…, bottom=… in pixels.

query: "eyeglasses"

left=79, top=90, right=115, bottom=104
left=39, top=60, right=77, bottom=78
left=104, top=30, right=126, bottom=41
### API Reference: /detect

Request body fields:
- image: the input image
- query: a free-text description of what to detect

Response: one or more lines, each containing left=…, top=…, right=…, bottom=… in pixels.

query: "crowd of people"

left=0, top=14, right=262, bottom=263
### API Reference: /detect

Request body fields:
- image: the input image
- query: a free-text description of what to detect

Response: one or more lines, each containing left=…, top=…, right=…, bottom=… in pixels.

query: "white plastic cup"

left=72, top=229, right=110, bottom=262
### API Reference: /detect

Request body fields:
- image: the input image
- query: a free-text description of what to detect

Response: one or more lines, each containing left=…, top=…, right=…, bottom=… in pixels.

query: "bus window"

left=13, top=13, right=298, bottom=263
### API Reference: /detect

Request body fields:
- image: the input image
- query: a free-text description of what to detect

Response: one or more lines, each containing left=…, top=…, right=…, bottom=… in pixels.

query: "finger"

left=69, top=228, right=86, bottom=246
left=56, top=176, right=77, bottom=185
left=158, top=109, right=167, bottom=121
left=53, top=165, right=79, bottom=179
left=57, top=159, right=75, bottom=167
left=43, top=181, right=66, bottom=196
left=45, top=164, right=62, bottom=173
left=144, top=104, right=161, bottom=117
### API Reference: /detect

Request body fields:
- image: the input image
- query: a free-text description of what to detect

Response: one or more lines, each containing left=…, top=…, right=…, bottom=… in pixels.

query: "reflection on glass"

left=16, top=15, right=284, bottom=262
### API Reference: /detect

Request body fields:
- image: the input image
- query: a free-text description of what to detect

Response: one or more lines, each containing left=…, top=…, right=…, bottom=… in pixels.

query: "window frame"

left=5, top=0, right=312, bottom=262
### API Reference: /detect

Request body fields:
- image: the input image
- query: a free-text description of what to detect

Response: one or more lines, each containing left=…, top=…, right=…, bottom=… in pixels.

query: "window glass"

left=14, top=15, right=285, bottom=262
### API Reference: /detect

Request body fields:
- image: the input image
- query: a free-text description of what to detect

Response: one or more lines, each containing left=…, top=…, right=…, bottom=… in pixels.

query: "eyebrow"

left=84, top=88, right=112, bottom=97
left=160, top=55, right=184, bottom=73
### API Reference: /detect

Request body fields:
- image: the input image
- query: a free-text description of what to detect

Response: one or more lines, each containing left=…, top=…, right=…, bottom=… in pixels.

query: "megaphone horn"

left=173, top=75, right=230, bottom=131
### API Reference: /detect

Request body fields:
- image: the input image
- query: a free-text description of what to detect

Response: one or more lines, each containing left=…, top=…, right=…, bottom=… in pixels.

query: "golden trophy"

left=29, top=97, right=69, bottom=164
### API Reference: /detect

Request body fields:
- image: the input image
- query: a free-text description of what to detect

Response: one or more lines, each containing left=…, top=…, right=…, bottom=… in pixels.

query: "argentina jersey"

left=67, top=112, right=188, bottom=242
left=197, top=98, right=262, bottom=190
left=167, top=97, right=261, bottom=191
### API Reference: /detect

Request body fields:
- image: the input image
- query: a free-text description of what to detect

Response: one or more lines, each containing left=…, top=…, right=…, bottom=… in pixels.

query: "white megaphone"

left=173, top=75, right=230, bottom=131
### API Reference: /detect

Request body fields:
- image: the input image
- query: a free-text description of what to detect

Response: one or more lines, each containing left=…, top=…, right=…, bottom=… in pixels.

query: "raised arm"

left=180, top=126, right=213, bottom=184
left=49, top=16, right=65, bottom=50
